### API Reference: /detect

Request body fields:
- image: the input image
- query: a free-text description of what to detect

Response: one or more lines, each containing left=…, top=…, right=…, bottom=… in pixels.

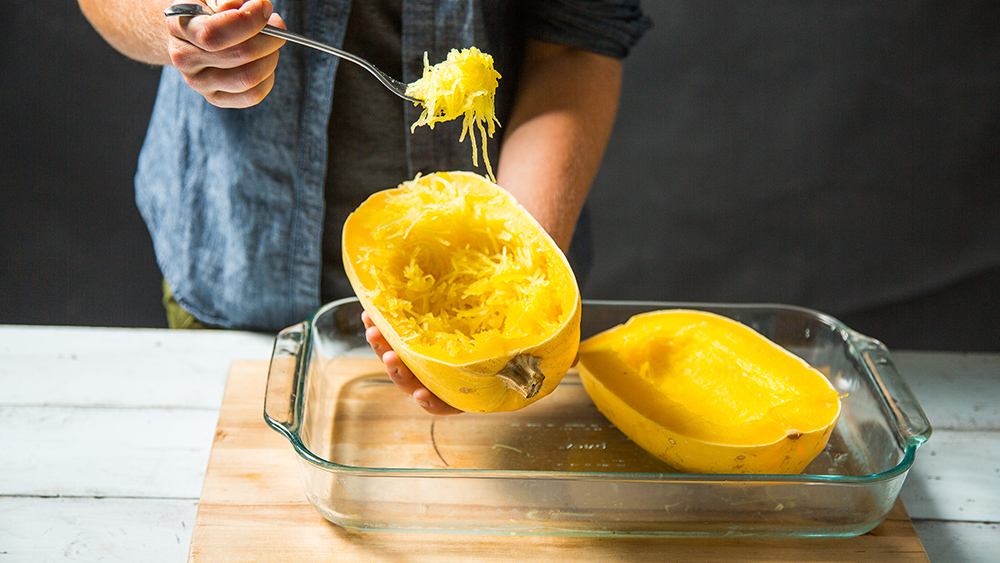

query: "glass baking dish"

left=264, top=298, right=931, bottom=537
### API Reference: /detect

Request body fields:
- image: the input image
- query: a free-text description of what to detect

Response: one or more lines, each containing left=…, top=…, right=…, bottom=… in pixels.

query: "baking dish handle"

left=263, top=322, right=306, bottom=437
left=850, top=332, right=933, bottom=448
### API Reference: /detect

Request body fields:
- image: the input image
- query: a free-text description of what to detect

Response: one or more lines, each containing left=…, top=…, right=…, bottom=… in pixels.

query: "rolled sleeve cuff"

left=527, top=0, right=653, bottom=59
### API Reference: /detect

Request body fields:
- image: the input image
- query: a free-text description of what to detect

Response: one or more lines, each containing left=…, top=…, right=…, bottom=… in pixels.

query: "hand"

left=362, top=311, right=463, bottom=416
left=165, top=0, right=286, bottom=107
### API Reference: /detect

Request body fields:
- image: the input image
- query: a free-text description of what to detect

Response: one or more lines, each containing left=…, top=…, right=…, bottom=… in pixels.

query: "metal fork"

left=164, top=3, right=420, bottom=103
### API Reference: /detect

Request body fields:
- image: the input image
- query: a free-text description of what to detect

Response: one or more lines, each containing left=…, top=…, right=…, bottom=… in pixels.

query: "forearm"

left=496, top=40, right=624, bottom=253
left=78, top=0, right=175, bottom=65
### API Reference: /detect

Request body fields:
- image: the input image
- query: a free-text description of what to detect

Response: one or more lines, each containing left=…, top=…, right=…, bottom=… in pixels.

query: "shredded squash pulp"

left=357, top=175, right=566, bottom=362
left=406, top=47, right=501, bottom=181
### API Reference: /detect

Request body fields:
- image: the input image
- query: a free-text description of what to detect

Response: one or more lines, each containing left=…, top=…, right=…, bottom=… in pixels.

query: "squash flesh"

left=352, top=173, right=569, bottom=364
left=343, top=171, right=580, bottom=413
left=578, top=310, right=842, bottom=474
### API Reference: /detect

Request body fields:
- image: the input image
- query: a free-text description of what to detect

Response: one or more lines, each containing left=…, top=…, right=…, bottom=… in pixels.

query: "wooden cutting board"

left=188, top=360, right=930, bottom=562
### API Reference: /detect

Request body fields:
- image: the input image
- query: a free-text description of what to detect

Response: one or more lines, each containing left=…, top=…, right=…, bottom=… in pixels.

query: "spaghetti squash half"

left=578, top=310, right=842, bottom=474
left=342, top=171, right=580, bottom=413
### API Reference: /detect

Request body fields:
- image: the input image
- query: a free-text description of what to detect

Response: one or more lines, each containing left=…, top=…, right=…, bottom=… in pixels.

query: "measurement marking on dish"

left=492, top=443, right=530, bottom=456
left=525, top=510, right=597, bottom=519
left=429, top=419, right=451, bottom=467
left=565, top=442, right=607, bottom=450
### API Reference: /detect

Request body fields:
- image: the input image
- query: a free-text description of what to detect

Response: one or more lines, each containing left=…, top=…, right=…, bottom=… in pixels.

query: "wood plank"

left=911, top=520, right=1000, bottom=563
left=190, top=500, right=929, bottom=563
left=5, top=498, right=990, bottom=563
left=187, top=360, right=931, bottom=563
left=0, top=405, right=217, bottom=498
left=892, top=351, right=1000, bottom=430
left=0, top=325, right=274, bottom=409
left=899, top=430, right=1000, bottom=522
left=0, top=497, right=198, bottom=563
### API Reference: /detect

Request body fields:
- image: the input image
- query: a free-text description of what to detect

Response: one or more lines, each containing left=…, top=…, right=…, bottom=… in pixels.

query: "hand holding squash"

left=362, top=311, right=463, bottom=415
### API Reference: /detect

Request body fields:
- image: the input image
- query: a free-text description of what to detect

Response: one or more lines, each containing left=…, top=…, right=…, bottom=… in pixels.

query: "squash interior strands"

left=358, top=173, right=559, bottom=360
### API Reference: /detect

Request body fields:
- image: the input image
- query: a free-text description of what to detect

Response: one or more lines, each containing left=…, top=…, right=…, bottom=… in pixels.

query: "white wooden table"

left=1, top=325, right=997, bottom=562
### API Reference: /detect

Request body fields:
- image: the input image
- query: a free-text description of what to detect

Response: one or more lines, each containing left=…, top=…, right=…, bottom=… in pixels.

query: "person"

left=77, top=0, right=651, bottom=414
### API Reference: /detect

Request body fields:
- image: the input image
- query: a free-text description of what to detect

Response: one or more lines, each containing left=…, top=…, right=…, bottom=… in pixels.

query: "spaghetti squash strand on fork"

left=406, top=48, right=501, bottom=181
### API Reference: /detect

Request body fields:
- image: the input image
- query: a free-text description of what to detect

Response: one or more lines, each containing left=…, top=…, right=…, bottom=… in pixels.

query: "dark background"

left=2, top=1, right=164, bottom=327
left=2, top=1, right=997, bottom=351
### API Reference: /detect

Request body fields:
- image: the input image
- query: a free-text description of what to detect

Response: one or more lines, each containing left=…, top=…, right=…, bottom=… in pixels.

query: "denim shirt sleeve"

left=527, top=0, right=652, bottom=58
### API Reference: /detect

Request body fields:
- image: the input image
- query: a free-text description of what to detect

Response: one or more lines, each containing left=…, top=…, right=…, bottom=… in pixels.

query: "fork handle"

left=256, top=26, right=418, bottom=102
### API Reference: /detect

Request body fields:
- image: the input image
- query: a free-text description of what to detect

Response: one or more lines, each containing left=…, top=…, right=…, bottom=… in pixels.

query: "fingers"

left=208, top=0, right=251, bottom=12
left=187, top=54, right=280, bottom=107
left=412, top=387, right=464, bottom=416
left=167, top=0, right=274, bottom=51
left=170, top=29, right=284, bottom=73
left=216, top=74, right=277, bottom=108
left=166, top=0, right=286, bottom=108
left=363, top=312, right=464, bottom=416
